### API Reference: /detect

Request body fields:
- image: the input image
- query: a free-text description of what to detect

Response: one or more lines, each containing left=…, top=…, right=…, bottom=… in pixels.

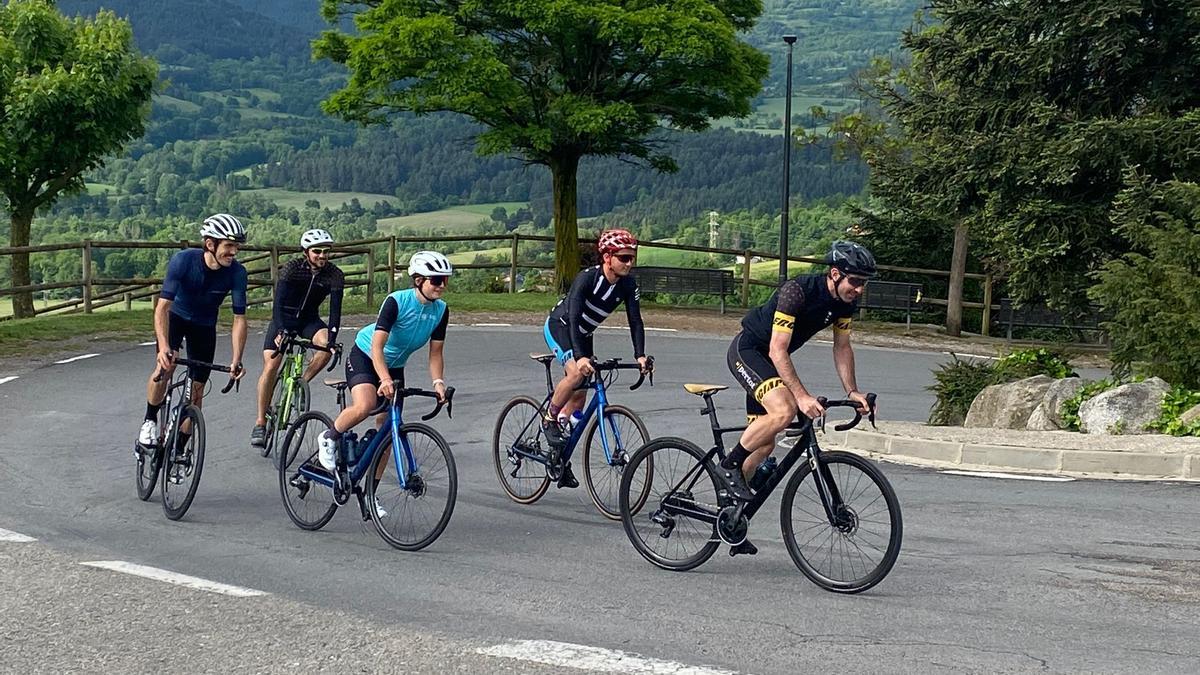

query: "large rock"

left=1180, top=403, right=1200, bottom=428
left=1078, top=377, right=1171, bottom=435
left=1037, top=377, right=1086, bottom=429
left=965, top=375, right=1055, bottom=429
left=1025, top=404, right=1060, bottom=431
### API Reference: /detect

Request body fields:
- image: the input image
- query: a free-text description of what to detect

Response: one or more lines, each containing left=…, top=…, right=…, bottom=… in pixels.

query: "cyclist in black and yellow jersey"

left=722, top=241, right=877, bottom=553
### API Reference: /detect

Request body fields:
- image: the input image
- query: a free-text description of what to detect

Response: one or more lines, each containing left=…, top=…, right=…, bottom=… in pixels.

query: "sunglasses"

left=308, top=248, right=330, bottom=256
left=612, top=253, right=636, bottom=264
left=426, top=275, right=448, bottom=287
left=845, top=275, right=870, bottom=288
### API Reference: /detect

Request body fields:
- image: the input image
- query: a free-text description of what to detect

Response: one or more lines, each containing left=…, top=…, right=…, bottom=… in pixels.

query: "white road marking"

left=54, top=353, right=100, bottom=364
left=477, top=640, right=737, bottom=675
left=645, top=327, right=678, bottom=332
left=0, top=527, right=36, bottom=543
left=472, top=322, right=512, bottom=327
left=941, top=470, right=1074, bottom=482
left=79, top=561, right=267, bottom=597
left=140, top=341, right=157, bottom=346
left=0, top=376, right=18, bottom=386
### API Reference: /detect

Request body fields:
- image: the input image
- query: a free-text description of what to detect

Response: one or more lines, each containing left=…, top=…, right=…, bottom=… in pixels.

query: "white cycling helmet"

left=300, top=228, right=334, bottom=249
left=407, top=250, right=454, bottom=277
left=200, top=213, right=247, bottom=242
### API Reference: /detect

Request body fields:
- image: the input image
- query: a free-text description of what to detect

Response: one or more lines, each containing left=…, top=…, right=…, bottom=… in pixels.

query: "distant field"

left=446, top=247, right=511, bottom=265
left=237, top=109, right=303, bottom=121
left=378, top=202, right=527, bottom=233
left=240, top=188, right=403, bottom=211
left=85, top=182, right=117, bottom=195
left=245, top=88, right=282, bottom=102
left=153, top=94, right=201, bottom=114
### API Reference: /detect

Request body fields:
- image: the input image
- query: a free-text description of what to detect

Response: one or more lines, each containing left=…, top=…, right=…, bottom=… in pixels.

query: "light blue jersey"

left=355, top=289, right=448, bottom=368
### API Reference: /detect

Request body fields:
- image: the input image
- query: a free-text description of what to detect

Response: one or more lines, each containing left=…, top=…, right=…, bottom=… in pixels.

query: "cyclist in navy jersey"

left=137, top=214, right=249, bottom=450
left=720, top=240, right=877, bottom=556
left=317, top=252, right=453, bottom=496
left=541, top=229, right=650, bottom=489
left=250, top=228, right=345, bottom=447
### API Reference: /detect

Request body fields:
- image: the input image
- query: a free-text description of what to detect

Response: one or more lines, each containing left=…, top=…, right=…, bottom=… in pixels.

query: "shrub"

left=927, top=348, right=1078, bottom=426
left=1148, top=385, right=1200, bottom=437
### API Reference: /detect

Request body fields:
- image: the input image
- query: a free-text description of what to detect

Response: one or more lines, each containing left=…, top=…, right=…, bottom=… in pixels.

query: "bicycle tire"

left=619, top=437, right=722, bottom=572
left=780, top=450, right=902, bottom=594
left=262, top=375, right=284, bottom=457
left=135, top=403, right=171, bottom=501
left=367, top=423, right=457, bottom=551
left=161, top=405, right=205, bottom=521
left=266, top=378, right=310, bottom=463
left=278, top=411, right=338, bottom=530
left=582, top=404, right=651, bottom=520
left=492, top=395, right=551, bottom=504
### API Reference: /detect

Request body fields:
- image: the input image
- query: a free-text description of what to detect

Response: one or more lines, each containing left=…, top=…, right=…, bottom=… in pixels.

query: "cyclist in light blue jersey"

left=318, top=251, right=452, bottom=472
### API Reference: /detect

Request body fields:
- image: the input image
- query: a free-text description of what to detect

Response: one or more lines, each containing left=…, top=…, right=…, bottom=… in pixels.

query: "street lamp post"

left=779, top=34, right=797, bottom=285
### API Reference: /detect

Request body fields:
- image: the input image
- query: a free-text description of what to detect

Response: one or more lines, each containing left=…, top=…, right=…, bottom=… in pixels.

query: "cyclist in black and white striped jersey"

left=540, top=229, right=651, bottom=488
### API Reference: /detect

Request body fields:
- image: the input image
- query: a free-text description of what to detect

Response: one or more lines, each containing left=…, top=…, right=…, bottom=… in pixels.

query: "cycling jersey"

left=271, top=257, right=344, bottom=338
left=546, top=265, right=645, bottom=360
left=740, top=273, right=856, bottom=352
left=160, top=248, right=248, bottom=326
left=354, top=289, right=448, bottom=368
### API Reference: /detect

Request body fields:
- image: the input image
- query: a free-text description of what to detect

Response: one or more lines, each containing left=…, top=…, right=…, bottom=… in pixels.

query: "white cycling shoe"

left=318, top=430, right=338, bottom=471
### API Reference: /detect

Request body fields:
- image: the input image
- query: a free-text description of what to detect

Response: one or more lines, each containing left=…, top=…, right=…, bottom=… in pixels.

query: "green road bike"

left=261, top=331, right=339, bottom=462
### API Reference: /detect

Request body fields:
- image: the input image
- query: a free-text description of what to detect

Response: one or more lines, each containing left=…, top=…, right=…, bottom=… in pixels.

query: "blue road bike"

left=278, top=379, right=457, bottom=551
left=492, top=354, right=653, bottom=520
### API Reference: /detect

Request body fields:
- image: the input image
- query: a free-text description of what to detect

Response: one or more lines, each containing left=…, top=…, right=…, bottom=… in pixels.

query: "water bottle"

left=355, top=428, right=377, bottom=463
left=341, top=431, right=359, bottom=464
left=749, top=457, right=778, bottom=492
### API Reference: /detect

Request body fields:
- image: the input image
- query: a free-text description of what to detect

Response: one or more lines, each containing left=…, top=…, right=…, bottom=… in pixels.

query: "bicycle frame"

left=298, top=397, right=419, bottom=490
left=659, top=395, right=853, bottom=525
left=272, top=343, right=307, bottom=426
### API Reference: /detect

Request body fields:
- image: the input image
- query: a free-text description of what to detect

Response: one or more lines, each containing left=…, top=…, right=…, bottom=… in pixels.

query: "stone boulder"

left=965, top=375, right=1055, bottom=429
left=1078, top=377, right=1171, bottom=435
left=1039, top=377, right=1085, bottom=429
left=1180, top=403, right=1200, bottom=428
left=1025, top=404, right=1060, bottom=431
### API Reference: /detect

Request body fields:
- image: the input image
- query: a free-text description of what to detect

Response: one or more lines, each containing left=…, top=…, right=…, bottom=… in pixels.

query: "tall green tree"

left=0, top=0, right=156, bottom=318
left=314, top=0, right=768, bottom=290
left=818, top=0, right=1200, bottom=325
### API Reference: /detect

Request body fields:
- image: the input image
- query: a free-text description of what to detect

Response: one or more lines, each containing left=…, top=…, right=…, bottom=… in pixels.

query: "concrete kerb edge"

left=833, top=432, right=1200, bottom=482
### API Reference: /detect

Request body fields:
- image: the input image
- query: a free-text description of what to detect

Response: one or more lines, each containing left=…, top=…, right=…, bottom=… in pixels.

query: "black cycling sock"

left=722, top=444, right=750, bottom=470
left=175, top=431, right=191, bottom=452
left=145, top=402, right=162, bottom=422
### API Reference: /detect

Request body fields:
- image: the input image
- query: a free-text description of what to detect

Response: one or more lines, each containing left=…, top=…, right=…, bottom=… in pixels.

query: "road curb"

left=830, top=429, right=1200, bottom=481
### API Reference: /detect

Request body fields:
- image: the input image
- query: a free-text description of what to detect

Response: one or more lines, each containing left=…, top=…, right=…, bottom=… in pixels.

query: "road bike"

left=260, top=331, right=339, bottom=462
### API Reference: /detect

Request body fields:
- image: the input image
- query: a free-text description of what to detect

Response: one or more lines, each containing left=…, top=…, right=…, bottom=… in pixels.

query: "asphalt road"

left=0, top=326, right=1195, bottom=673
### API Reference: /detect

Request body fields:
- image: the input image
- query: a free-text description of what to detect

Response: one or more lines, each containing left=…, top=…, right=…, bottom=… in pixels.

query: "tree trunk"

left=945, top=221, right=969, bottom=337
left=9, top=209, right=35, bottom=319
left=549, top=154, right=581, bottom=294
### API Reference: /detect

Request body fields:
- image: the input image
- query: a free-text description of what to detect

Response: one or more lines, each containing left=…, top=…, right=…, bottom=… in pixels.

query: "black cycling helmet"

left=825, top=240, right=877, bottom=278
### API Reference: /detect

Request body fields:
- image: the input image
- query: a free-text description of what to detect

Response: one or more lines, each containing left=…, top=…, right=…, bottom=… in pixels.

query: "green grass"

left=0, top=298, right=155, bottom=318
left=378, top=202, right=528, bottom=233
left=240, top=188, right=403, bottom=211
left=237, top=109, right=303, bottom=120
left=153, top=94, right=201, bottom=114
left=85, top=182, right=117, bottom=195
left=454, top=201, right=528, bottom=216
left=244, top=88, right=282, bottom=102
left=446, top=247, right=511, bottom=265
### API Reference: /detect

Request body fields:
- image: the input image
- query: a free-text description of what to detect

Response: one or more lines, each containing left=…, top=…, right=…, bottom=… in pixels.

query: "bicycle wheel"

left=492, top=396, right=551, bottom=504
left=135, top=404, right=170, bottom=501
left=582, top=404, right=651, bottom=520
left=780, top=450, right=902, bottom=594
left=367, top=423, right=457, bottom=551
left=161, top=405, right=206, bottom=521
left=278, top=411, right=338, bottom=530
left=619, top=437, right=722, bottom=572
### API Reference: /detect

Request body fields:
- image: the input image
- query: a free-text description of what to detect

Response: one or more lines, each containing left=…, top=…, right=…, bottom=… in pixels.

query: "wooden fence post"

left=124, top=292, right=132, bottom=311
left=366, top=247, right=376, bottom=308
left=510, top=233, right=519, bottom=293
left=740, top=250, right=751, bottom=307
left=387, top=236, right=397, bottom=294
left=982, top=273, right=994, bottom=337
left=82, top=241, right=93, bottom=314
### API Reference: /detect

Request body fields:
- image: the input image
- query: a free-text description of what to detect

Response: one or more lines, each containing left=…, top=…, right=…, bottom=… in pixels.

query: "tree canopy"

left=314, top=0, right=769, bottom=289
left=1, top=0, right=156, bottom=317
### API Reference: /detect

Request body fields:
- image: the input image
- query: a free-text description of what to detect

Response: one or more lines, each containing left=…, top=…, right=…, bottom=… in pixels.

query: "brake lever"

left=866, top=392, right=878, bottom=430
left=326, top=344, right=343, bottom=372
left=421, top=386, right=455, bottom=421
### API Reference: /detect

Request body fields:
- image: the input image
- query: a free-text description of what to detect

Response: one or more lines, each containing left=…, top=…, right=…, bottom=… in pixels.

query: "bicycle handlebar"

left=585, top=356, right=655, bottom=390
left=269, top=332, right=342, bottom=371
left=154, top=357, right=240, bottom=394
left=816, top=392, right=877, bottom=432
left=366, top=383, right=456, bottom=420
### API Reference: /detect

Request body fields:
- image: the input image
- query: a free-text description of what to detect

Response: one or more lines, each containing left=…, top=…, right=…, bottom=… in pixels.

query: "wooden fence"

left=0, top=233, right=999, bottom=333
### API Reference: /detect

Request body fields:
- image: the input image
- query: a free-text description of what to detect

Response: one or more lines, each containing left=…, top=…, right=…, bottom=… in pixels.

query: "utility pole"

left=779, top=34, right=797, bottom=285
left=708, top=211, right=720, bottom=259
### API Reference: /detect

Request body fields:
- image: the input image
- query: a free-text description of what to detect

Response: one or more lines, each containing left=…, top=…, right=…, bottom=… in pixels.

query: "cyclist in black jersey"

left=250, top=229, right=345, bottom=447
left=541, top=229, right=651, bottom=488
left=720, top=241, right=877, bottom=555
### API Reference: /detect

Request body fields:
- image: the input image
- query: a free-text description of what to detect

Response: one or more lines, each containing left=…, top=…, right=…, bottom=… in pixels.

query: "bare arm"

left=769, top=328, right=811, bottom=402
left=832, top=325, right=869, bottom=412
left=230, top=314, right=248, bottom=378
left=154, top=299, right=174, bottom=371
left=428, top=339, right=446, bottom=400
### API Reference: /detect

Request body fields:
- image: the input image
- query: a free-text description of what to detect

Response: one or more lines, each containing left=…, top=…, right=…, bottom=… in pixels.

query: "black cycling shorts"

left=161, top=311, right=218, bottom=384
left=726, top=331, right=784, bottom=420
left=262, top=318, right=328, bottom=352
left=345, top=344, right=404, bottom=391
